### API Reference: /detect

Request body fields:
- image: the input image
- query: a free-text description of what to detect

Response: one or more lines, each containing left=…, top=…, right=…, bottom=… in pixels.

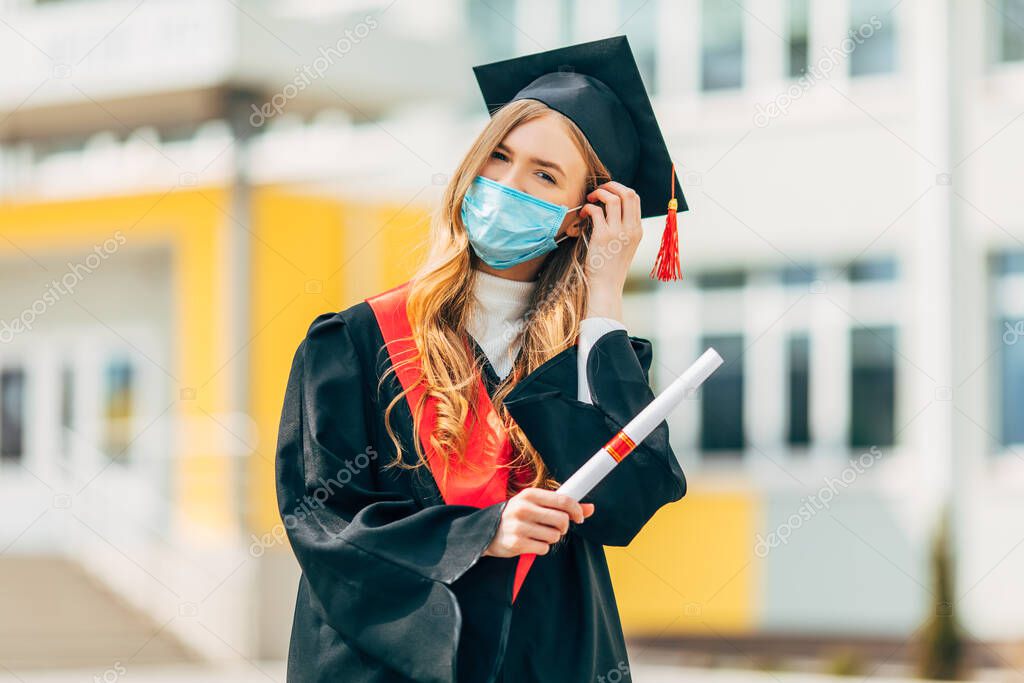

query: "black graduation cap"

left=470, top=35, right=687, bottom=280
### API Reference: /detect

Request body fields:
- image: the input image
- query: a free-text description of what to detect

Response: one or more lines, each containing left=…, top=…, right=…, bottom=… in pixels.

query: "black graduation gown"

left=274, top=296, right=687, bottom=683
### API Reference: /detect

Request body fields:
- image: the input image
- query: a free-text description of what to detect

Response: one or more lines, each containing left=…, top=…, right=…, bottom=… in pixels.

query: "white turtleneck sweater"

left=466, top=269, right=626, bottom=404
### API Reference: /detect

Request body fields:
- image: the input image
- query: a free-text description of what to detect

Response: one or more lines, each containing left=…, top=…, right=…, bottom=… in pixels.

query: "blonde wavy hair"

left=379, top=98, right=612, bottom=497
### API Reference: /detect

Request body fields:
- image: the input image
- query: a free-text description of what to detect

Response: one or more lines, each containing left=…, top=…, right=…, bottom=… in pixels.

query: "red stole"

left=366, top=280, right=536, bottom=603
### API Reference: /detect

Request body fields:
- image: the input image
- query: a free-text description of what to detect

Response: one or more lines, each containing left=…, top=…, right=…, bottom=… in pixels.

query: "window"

left=848, top=256, right=898, bottom=282
left=787, top=333, right=811, bottom=447
left=993, top=0, right=1024, bottom=63
left=849, top=327, right=896, bottom=448
left=701, top=0, right=744, bottom=90
left=782, top=263, right=817, bottom=286
left=158, top=123, right=200, bottom=145
left=1, top=368, right=26, bottom=463
left=849, top=0, right=897, bottom=76
left=787, top=0, right=811, bottom=78
left=700, top=334, right=745, bottom=453
left=60, top=365, right=74, bottom=460
left=994, top=249, right=1024, bottom=446
left=999, top=316, right=1024, bottom=445
left=102, top=358, right=135, bottom=463
left=34, top=134, right=89, bottom=164
left=619, top=0, right=658, bottom=92
left=994, top=250, right=1024, bottom=275
left=698, top=269, right=746, bottom=289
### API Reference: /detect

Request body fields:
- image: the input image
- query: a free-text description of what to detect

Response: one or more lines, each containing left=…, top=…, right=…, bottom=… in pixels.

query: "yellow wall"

left=0, top=185, right=431, bottom=540
left=607, top=490, right=759, bottom=635
left=0, top=187, right=236, bottom=538
left=247, top=188, right=429, bottom=534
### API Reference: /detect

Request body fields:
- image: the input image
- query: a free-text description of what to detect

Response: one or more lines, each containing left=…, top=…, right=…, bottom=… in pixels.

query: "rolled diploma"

left=555, top=347, right=724, bottom=502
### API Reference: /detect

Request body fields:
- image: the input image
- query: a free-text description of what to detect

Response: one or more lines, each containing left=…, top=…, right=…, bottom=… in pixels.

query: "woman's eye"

left=536, top=171, right=556, bottom=185
left=491, top=151, right=509, bottom=162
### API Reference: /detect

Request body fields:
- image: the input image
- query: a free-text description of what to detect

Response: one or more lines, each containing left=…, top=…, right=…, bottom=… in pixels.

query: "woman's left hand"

left=579, top=181, right=643, bottom=321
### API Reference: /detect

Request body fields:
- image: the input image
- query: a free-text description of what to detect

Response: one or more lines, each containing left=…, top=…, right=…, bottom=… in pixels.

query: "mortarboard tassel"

left=650, top=164, right=682, bottom=281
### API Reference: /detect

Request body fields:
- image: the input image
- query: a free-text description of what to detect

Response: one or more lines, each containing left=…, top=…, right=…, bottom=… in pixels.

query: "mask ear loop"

left=554, top=205, right=585, bottom=245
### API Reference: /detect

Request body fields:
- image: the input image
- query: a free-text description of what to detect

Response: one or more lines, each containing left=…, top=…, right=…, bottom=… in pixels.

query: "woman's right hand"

left=483, top=488, right=596, bottom=558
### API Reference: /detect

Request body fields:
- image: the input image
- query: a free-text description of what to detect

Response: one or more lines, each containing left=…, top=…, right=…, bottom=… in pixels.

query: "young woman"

left=275, top=37, right=689, bottom=683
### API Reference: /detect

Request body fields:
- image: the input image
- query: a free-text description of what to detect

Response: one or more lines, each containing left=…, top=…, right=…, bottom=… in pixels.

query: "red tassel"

left=650, top=164, right=683, bottom=281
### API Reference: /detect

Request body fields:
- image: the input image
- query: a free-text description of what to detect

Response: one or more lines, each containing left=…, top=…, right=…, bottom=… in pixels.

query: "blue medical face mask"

left=460, top=175, right=583, bottom=269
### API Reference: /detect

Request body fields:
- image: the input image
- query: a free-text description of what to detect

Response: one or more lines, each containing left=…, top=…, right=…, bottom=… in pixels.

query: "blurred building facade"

left=0, top=0, right=1022, bottom=671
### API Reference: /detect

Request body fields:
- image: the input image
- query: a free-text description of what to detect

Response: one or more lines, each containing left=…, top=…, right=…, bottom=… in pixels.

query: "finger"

left=599, top=181, right=640, bottom=217
left=619, top=185, right=642, bottom=225
left=528, top=490, right=585, bottom=524
left=512, top=493, right=571, bottom=528
left=601, top=182, right=641, bottom=235
left=521, top=521, right=563, bottom=544
left=518, top=487, right=554, bottom=501
left=518, top=502, right=571, bottom=532
left=580, top=203, right=610, bottom=240
left=581, top=503, right=595, bottom=518
left=519, top=489, right=584, bottom=524
left=586, top=188, right=623, bottom=225
left=521, top=540, right=550, bottom=556
left=523, top=488, right=574, bottom=512
left=600, top=181, right=643, bottom=233
left=587, top=189, right=622, bottom=226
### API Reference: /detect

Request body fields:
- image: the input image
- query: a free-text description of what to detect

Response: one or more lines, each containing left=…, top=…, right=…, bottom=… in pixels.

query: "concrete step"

left=0, top=556, right=198, bottom=670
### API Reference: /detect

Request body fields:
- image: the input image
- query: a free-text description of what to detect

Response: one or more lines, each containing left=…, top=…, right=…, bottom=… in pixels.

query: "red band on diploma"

left=604, top=431, right=637, bottom=463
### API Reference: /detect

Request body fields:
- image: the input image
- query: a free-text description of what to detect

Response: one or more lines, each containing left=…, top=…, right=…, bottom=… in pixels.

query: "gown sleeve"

left=504, top=328, right=686, bottom=547
left=576, top=316, right=627, bottom=404
left=275, top=312, right=507, bottom=683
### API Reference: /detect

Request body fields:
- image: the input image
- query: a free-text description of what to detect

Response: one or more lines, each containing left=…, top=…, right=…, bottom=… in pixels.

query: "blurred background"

left=0, top=0, right=1022, bottom=681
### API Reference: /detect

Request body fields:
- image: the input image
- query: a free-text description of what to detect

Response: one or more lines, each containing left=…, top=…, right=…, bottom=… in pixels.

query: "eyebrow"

left=495, top=143, right=566, bottom=178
